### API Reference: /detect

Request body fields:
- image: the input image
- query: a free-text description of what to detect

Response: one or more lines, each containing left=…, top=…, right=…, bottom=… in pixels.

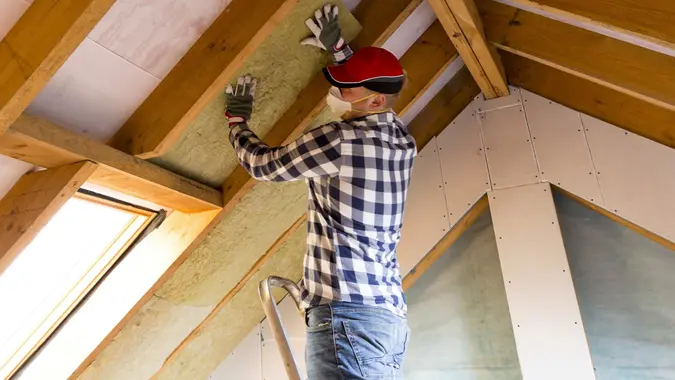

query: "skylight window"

left=0, top=191, right=156, bottom=378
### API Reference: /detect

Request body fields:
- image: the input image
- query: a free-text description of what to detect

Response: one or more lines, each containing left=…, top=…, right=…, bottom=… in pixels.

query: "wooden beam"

left=0, top=161, right=97, bottom=274
left=428, top=0, right=508, bottom=98
left=0, top=115, right=223, bottom=212
left=0, top=0, right=116, bottom=136
left=501, top=51, right=675, bottom=149
left=403, top=195, right=488, bottom=290
left=107, top=0, right=300, bottom=158
left=554, top=187, right=674, bottom=251
left=497, top=0, right=675, bottom=52
left=477, top=0, right=675, bottom=111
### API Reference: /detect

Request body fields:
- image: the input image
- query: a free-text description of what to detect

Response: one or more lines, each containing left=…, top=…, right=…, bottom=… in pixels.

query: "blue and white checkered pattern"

left=230, top=112, right=416, bottom=317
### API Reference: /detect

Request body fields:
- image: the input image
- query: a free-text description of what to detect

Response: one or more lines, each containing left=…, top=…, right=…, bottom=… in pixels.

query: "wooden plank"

left=501, top=51, right=675, bottom=149
left=403, top=195, right=488, bottom=290
left=0, top=161, right=97, bottom=274
left=501, top=0, right=675, bottom=52
left=407, top=66, right=480, bottom=149
left=478, top=0, right=675, bottom=111
left=0, top=115, right=223, bottom=212
left=554, top=187, right=674, bottom=251
left=428, top=0, right=508, bottom=98
left=107, top=0, right=300, bottom=158
left=0, top=0, right=116, bottom=135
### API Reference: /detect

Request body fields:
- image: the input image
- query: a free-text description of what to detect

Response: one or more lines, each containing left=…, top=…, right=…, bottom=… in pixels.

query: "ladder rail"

left=258, top=276, right=304, bottom=380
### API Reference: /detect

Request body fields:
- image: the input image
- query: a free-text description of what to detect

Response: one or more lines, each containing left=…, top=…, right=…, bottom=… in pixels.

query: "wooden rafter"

left=478, top=0, right=675, bottom=112
left=501, top=51, right=675, bottom=149
left=107, top=0, right=300, bottom=158
left=0, top=115, right=223, bottom=212
left=0, top=161, right=97, bottom=274
left=497, top=0, right=675, bottom=52
left=0, top=0, right=116, bottom=136
left=427, top=0, right=509, bottom=98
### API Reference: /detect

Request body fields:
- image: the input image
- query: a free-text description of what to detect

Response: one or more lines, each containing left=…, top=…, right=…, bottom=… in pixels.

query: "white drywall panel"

left=262, top=338, right=307, bottom=380
left=436, top=102, right=490, bottom=227
left=480, top=104, right=539, bottom=189
left=398, top=138, right=450, bottom=276
left=474, top=85, right=522, bottom=113
left=208, top=326, right=262, bottom=380
left=489, top=182, right=595, bottom=380
left=522, top=90, right=603, bottom=204
left=0, top=154, right=33, bottom=199
left=382, top=0, right=436, bottom=59
left=261, top=295, right=305, bottom=342
left=582, top=115, right=675, bottom=243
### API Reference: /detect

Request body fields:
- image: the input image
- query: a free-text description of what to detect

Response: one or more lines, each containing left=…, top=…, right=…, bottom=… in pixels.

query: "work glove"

left=301, top=4, right=353, bottom=63
left=225, top=75, right=257, bottom=127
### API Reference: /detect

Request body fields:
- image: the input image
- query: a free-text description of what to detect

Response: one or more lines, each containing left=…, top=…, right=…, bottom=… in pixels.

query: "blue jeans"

left=305, top=302, right=410, bottom=379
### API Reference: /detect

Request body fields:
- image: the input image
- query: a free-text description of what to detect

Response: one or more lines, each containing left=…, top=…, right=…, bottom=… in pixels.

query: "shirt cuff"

left=332, top=44, right=353, bottom=64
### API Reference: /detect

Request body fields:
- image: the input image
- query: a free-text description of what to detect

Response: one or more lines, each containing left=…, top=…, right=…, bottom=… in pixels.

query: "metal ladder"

left=258, top=276, right=304, bottom=380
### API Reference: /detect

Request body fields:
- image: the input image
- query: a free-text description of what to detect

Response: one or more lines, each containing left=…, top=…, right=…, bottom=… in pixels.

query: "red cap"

left=323, top=47, right=404, bottom=94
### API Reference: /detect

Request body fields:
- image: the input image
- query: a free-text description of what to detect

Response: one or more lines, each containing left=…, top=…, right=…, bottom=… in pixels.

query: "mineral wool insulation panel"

left=522, top=90, right=603, bottom=204
left=489, top=182, right=595, bottom=380
left=397, top=138, right=450, bottom=277
left=436, top=101, right=490, bottom=227
left=582, top=115, right=675, bottom=243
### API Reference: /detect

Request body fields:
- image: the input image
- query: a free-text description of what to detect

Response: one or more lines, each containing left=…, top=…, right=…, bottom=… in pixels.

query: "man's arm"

left=225, top=75, right=342, bottom=182
left=229, top=123, right=342, bottom=182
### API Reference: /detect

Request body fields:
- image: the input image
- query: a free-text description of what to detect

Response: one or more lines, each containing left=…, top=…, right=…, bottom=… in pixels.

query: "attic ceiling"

left=0, top=0, right=674, bottom=379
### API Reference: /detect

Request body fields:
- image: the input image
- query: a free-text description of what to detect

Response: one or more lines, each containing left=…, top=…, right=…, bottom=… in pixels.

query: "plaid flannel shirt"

left=229, top=111, right=416, bottom=317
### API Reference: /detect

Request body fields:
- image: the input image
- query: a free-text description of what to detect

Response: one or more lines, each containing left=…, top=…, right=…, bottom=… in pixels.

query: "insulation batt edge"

left=78, top=1, right=361, bottom=378
left=150, top=0, right=362, bottom=187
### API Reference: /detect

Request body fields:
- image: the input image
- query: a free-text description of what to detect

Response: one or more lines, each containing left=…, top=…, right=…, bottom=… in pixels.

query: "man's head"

left=323, top=47, right=405, bottom=120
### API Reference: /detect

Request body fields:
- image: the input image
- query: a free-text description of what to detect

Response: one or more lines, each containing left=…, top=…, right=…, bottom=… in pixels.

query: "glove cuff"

left=331, top=43, right=353, bottom=64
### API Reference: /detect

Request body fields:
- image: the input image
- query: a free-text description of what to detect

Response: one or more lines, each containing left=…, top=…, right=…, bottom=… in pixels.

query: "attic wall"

left=404, top=210, right=522, bottom=379
left=149, top=1, right=362, bottom=187
left=556, top=193, right=675, bottom=379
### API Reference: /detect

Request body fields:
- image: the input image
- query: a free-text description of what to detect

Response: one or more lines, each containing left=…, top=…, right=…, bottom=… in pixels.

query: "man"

left=225, top=4, right=416, bottom=379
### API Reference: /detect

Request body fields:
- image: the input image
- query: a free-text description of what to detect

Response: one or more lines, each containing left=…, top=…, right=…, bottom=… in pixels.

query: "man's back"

left=302, top=111, right=417, bottom=317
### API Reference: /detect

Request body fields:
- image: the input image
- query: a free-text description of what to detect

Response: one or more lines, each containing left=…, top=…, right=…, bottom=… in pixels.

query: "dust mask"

left=326, top=86, right=378, bottom=115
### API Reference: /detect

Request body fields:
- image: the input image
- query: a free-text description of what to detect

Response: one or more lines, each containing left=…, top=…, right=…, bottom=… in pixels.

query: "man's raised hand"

left=225, top=75, right=257, bottom=127
left=301, top=4, right=351, bottom=63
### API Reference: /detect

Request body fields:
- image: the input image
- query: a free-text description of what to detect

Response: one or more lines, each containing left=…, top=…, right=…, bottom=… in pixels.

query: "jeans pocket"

left=343, top=320, right=402, bottom=379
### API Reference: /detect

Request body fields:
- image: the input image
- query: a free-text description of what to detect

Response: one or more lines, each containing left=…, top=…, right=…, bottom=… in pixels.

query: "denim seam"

left=329, top=304, right=346, bottom=380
